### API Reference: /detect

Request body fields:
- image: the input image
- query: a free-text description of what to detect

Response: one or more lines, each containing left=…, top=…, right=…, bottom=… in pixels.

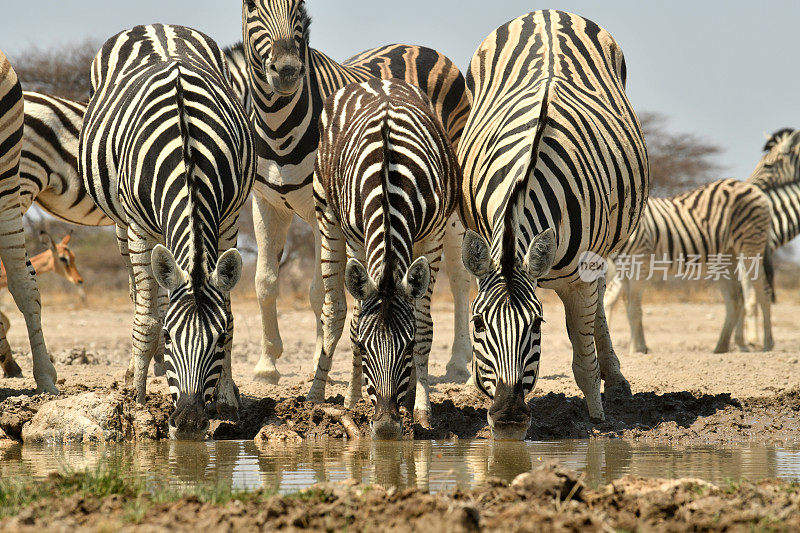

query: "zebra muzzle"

left=168, top=394, right=210, bottom=441
left=487, top=380, right=531, bottom=441
left=370, top=396, right=403, bottom=440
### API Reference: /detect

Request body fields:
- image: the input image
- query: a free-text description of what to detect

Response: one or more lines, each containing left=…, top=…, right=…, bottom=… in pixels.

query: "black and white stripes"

left=0, top=51, right=58, bottom=394
left=310, top=79, right=460, bottom=438
left=605, top=178, right=773, bottom=354
left=79, top=25, right=254, bottom=439
left=459, top=10, right=648, bottom=438
left=241, top=0, right=474, bottom=386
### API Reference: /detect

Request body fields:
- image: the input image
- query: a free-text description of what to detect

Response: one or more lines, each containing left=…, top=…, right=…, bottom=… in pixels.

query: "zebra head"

left=242, top=0, right=310, bottom=97
left=461, top=227, right=556, bottom=440
left=151, top=245, right=243, bottom=440
left=344, top=257, right=431, bottom=440
left=753, top=128, right=800, bottom=182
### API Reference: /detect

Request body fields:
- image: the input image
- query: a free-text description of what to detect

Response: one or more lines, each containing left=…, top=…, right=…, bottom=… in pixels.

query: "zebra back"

left=20, top=92, right=112, bottom=226
left=459, top=10, right=648, bottom=279
left=748, top=128, right=800, bottom=249
left=617, top=178, right=771, bottom=264
left=316, top=79, right=459, bottom=282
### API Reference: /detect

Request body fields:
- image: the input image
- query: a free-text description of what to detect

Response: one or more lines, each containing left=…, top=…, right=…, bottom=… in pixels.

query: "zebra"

left=312, top=79, right=460, bottom=438
left=0, top=50, right=58, bottom=394
left=458, top=11, right=648, bottom=439
left=604, top=179, right=773, bottom=354
left=79, top=25, right=255, bottom=439
left=241, top=0, right=474, bottom=387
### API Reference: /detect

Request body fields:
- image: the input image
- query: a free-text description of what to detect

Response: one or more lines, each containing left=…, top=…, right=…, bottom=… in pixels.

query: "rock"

left=254, top=417, right=302, bottom=443
left=21, top=391, right=164, bottom=443
left=511, top=462, right=585, bottom=502
left=0, top=395, right=43, bottom=440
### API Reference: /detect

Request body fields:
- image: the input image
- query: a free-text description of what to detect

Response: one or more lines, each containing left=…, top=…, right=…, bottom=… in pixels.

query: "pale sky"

left=3, top=1, right=799, bottom=183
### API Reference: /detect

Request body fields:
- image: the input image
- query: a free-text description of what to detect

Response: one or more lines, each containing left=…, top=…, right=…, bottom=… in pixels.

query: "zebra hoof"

left=254, top=364, right=281, bottom=385
left=3, top=360, right=22, bottom=379
left=589, top=416, right=604, bottom=424
left=604, top=378, right=632, bottom=402
left=414, top=409, right=432, bottom=430
left=443, top=364, right=470, bottom=384
left=35, top=381, right=60, bottom=395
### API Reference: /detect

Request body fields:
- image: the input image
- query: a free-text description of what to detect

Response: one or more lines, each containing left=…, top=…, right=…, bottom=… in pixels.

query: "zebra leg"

left=716, top=278, right=744, bottom=353
left=306, top=208, right=347, bottom=404
left=624, top=279, right=648, bottom=354
left=732, top=281, right=748, bottom=350
left=442, top=214, right=472, bottom=383
left=411, top=238, right=443, bottom=429
left=116, top=224, right=135, bottom=303
left=0, top=309, right=21, bottom=378
left=594, top=275, right=632, bottom=401
left=252, top=195, right=293, bottom=384
left=345, top=300, right=364, bottom=409
left=0, top=218, right=57, bottom=394
left=602, top=262, right=622, bottom=323
left=213, top=294, right=241, bottom=421
left=152, top=288, right=168, bottom=377
left=742, top=273, right=761, bottom=347
left=127, top=226, right=162, bottom=404
left=558, top=281, right=604, bottom=422
left=307, top=222, right=326, bottom=381
left=744, top=264, right=774, bottom=351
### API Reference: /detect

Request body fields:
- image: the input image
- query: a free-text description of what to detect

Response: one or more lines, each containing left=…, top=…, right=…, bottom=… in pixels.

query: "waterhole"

left=2, top=439, right=798, bottom=493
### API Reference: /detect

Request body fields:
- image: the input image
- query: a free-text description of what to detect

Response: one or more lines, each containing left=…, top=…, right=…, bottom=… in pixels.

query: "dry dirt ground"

left=0, top=288, right=799, bottom=443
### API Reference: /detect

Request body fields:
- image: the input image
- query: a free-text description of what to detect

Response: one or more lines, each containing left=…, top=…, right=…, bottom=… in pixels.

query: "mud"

left=3, top=463, right=800, bottom=532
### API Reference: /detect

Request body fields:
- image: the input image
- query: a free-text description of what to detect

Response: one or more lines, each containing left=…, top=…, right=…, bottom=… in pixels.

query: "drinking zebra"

left=604, top=179, right=773, bottom=354
left=458, top=11, right=648, bottom=439
left=241, top=0, right=474, bottom=386
left=311, top=79, right=460, bottom=438
left=79, top=25, right=255, bottom=439
left=0, top=50, right=58, bottom=393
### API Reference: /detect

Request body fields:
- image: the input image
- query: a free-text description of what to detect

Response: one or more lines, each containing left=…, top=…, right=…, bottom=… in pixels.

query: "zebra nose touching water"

left=79, top=25, right=255, bottom=440
left=459, top=10, right=649, bottom=440
left=310, top=78, right=461, bottom=439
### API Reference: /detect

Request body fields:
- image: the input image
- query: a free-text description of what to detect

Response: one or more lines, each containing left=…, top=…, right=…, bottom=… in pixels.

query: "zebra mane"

left=174, top=67, right=205, bottom=294
left=499, top=87, right=550, bottom=283
left=377, top=120, right=395, bottom=307
left=222, top=41, right=244, bottom=58
left=764, top=128, right=794, bottom=152
left=297, top=1, right=312, bottom=43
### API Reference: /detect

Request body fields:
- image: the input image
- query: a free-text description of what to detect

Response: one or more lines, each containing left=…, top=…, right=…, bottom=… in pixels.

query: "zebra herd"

left=0, top=4, right=797, bottom=441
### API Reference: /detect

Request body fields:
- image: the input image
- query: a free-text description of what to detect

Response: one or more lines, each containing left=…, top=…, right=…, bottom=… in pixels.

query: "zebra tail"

left=764, top=244, right=776, bottom=303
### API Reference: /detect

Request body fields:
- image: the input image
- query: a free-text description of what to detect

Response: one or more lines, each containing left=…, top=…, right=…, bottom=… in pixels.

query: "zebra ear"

left=401, top=256, right=430, bottom=300
left=151, top=244, right=187, bottom=291
left=523, top=228, right=556, bottom=281
left=344, top=258, right=376, bottom=300
left=462, top=230, right=493, bottom=279
left=211, top=249, right=243, bottom=293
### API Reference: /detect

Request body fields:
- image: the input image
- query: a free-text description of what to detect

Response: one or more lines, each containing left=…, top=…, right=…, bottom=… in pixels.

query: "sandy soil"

left=4, top=463, right=800, bottom=532
left=0, top=289, right=798, bottom=443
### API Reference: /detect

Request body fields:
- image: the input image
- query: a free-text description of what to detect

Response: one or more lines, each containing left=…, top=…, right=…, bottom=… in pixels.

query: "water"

left=1, top=439, right=799, bottom=494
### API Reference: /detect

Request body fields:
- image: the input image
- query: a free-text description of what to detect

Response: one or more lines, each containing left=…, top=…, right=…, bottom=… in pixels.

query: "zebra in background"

left=222, top=43, right=252, bottom=116
left=459, top=11, right=648, bottom=439
left=312, top=79, right=460, bottom=438
left=79, top=25, right=255, bottom=439
left=0, top=51, right=58, bottom=393
left=241, top=0, right=474, bottom=387
left=604, top=179, right=773, bottom=354
left=740, top=128, right=800, bottom=340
